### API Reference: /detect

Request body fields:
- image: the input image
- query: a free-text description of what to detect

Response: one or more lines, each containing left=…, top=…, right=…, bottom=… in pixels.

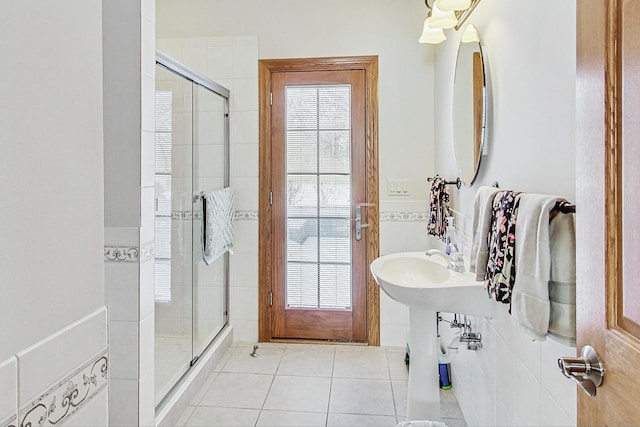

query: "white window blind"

left=285, top=85, right=352, bottom=310
left=155, top=91, right=173, bottom=303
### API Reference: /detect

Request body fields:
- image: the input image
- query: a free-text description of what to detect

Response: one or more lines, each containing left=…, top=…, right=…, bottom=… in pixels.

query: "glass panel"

left=319, top=131, right=350, bottom=174
left=192, top=83, right=228, bottom=358
left=287, top=87, right=318, bottom=129
left=287, top=218, right=318, bottom=261
left=154, top=65, right=193, bottom=406
left=287, top=175, right=318, bottom=218
left=319, top=264, right=351, bottom=309
left=287, top=131, right=317, bottom=174
left=320, top=175, right=350, bottom=217
left=285, top=84, right=352, bottom=310
left=318, top=218, right=350, bottom=263
left=286, top=262, right=319, bottom=308
left=319, top=86, right=350, bottom=129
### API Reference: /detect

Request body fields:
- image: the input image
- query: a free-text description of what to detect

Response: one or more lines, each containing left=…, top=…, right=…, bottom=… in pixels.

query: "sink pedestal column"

left=406, top=306, right=440, bottom=421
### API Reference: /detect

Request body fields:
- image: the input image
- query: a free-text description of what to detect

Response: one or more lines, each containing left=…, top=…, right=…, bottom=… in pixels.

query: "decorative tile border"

left=168, top=210, right=432, bottom=224
left=172, top=210, right=257, bottom=221
left=18, top=350, right=108, bottom=427
left=140, top=242, right=154, bottom=262
left=380, top=212, right=429, bottom=222
left=235, top=211, right=258, bottom=221
left=1, top=414, right=17, bottom=427
left=104, top=246, right=138, bottom=262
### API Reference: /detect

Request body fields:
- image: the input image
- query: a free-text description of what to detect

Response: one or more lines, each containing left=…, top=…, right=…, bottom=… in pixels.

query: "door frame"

left=258, top=56, right=380, bottom=345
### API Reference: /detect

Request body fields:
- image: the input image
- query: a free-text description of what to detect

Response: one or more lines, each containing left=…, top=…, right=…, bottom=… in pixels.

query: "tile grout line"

left=254, top=345, right=285, bottom=427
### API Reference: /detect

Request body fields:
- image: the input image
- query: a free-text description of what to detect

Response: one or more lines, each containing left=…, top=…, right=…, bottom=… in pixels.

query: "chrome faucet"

left=425, top=248, right=465, bottom=273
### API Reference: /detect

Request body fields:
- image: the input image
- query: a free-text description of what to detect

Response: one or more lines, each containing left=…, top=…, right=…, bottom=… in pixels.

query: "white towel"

left=470, top=186, right=500, bottom=281
left=511, top=194, right=565, bottom=341
left=203, top=187, right=235, bottom=265
left=547, top=211, right=576, bottom=346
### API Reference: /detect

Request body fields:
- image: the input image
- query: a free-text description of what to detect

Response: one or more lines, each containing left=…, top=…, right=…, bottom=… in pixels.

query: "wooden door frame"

left=258, top=56, right=380, bottom=345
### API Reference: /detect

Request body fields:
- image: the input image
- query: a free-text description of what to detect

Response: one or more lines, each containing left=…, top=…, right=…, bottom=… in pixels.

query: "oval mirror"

left=453, top=24, right=487, bottom=187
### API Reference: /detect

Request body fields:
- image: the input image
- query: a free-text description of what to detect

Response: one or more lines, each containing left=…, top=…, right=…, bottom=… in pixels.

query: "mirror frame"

left=452, top=24, right=487, bottom=187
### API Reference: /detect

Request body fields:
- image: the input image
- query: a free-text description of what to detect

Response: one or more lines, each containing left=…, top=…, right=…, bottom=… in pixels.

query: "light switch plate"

left=387, top=179, right=410, bottom=196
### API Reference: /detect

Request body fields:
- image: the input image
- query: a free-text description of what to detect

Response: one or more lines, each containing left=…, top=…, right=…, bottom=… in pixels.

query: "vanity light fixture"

left=419, top=16, right=447, bottom=44
left=437, top=0, right=472, bottom=11
left=418, top=0, right=482, bottom=44
left=429, top=2, right=458, bottom=29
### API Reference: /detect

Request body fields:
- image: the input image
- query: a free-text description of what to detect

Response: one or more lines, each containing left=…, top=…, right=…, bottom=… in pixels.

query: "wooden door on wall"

left=576, top=0, right=640, bottom=423
left=258, top=57, right=380, bottom=344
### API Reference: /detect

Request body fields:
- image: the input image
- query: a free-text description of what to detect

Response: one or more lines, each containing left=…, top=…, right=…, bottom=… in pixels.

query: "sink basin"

left=370, top=251, right=494, bottom=422
left=370, top=251, right=493, bottom=317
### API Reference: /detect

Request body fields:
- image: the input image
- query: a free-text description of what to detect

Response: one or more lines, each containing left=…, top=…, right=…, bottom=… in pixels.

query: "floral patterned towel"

left=485, top=190, right=521, bottom=305
left=427, top=176, right=451, bottom=240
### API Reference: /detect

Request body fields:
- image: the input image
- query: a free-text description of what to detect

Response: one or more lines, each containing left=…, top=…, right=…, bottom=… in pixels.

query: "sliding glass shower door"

left=154, top=55, right=230, bottom=406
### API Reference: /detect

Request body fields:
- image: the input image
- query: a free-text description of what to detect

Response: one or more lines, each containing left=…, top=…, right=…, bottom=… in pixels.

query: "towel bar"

left=427, top=176, right=462, bottom=189
left=555, top=201, right=576, bottom=214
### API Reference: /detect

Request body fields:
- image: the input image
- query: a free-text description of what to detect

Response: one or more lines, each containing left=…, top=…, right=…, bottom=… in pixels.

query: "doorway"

left=258, top=56, right=379, bottom=344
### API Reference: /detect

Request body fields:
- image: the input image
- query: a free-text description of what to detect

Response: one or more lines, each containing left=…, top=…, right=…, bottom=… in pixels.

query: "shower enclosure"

left=154, top=51, right=230, bottom=406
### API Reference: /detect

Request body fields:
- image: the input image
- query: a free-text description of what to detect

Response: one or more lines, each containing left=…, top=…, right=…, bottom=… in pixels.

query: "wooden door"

left=258, top=57, right=380, bottom=344
left=576, top=0, right=640, bottom=424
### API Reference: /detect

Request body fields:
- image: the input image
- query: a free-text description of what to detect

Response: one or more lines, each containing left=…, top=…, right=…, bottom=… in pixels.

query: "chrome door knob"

left=558, top=345, right=604, bottom=397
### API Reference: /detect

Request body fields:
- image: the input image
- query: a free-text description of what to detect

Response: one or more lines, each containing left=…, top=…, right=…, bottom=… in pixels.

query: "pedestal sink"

left=370, top=251, right=494, bottom=422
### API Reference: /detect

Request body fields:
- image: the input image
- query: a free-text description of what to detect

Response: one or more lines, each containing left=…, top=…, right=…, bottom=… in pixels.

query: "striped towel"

left=547, top=210, right=576, bottom=346
left=203, top=187, right=235, bottom=265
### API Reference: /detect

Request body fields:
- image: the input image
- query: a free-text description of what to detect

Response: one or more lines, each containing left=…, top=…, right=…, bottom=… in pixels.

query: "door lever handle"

left=353, top=204, right=374, bottom=241
left=558, top=345, right=604, bottom=397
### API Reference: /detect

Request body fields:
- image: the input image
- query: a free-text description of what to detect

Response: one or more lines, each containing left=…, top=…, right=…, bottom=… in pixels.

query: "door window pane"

left=285, top=85, right=352, bottom=310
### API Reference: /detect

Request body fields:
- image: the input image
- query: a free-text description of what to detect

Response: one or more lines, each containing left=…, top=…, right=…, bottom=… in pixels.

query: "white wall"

left=157, top=0, right=437, bottom=345
left=0, top=1, right=108, bottom=426
left=433, top=0, right=577, bottom=425
left=103, top=0, right=157, bottom=424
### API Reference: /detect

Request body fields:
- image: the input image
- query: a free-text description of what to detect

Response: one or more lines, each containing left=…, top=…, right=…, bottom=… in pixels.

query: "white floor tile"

left=333, top=348, right=390, bottom=379
left=180, top=344, right=466, bottom=427
left=391, top=380, right=408, bottom=418
left=387, top=350, right=409, bottom=380
left=277, top=347, right=335, bottom=377
left=199, top=372, right=273, bottom=409
left=263, top=375, right=331, bottom=413
left=222, top=346, right=284, bottom=374
left=185, top=406, right=260, bottom=427
left=256, top=410, right=327, bottom=427
left=327, top=413, right=398, bottom=427
left=329, top=378, right=396, bottom=416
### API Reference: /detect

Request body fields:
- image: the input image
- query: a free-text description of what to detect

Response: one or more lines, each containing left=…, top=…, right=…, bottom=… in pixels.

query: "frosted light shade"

left=419, top=17, right=446, bottom=44
left=436, top=0, right=472, bottom=11
left=430, top=3, right=458, bottom=29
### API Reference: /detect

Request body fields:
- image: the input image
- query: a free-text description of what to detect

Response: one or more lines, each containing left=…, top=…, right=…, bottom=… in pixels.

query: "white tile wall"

left=62, top=389, right=109, bottom=427
left=110, top=321, right=140, bottom=380
left=104, top=0, right=157, bottom=422
left=0, top=357, right=17, bottom=425
left=16, top=308, right=107, bottom=404
left=109, top=379, right=139, bottom=426
left=440, top=287, right=577, bottom=426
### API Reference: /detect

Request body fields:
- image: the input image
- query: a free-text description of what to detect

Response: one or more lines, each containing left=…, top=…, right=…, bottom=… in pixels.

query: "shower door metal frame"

left=155, top=49, right=231, bottom=397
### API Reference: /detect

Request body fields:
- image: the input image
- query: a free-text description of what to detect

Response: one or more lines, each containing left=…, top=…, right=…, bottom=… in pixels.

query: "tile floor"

left=176, top=342, right=467, bottom=427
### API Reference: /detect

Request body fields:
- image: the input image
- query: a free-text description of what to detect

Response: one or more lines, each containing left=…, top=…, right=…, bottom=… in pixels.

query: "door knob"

left=558, top=345, right=604, bottom=397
